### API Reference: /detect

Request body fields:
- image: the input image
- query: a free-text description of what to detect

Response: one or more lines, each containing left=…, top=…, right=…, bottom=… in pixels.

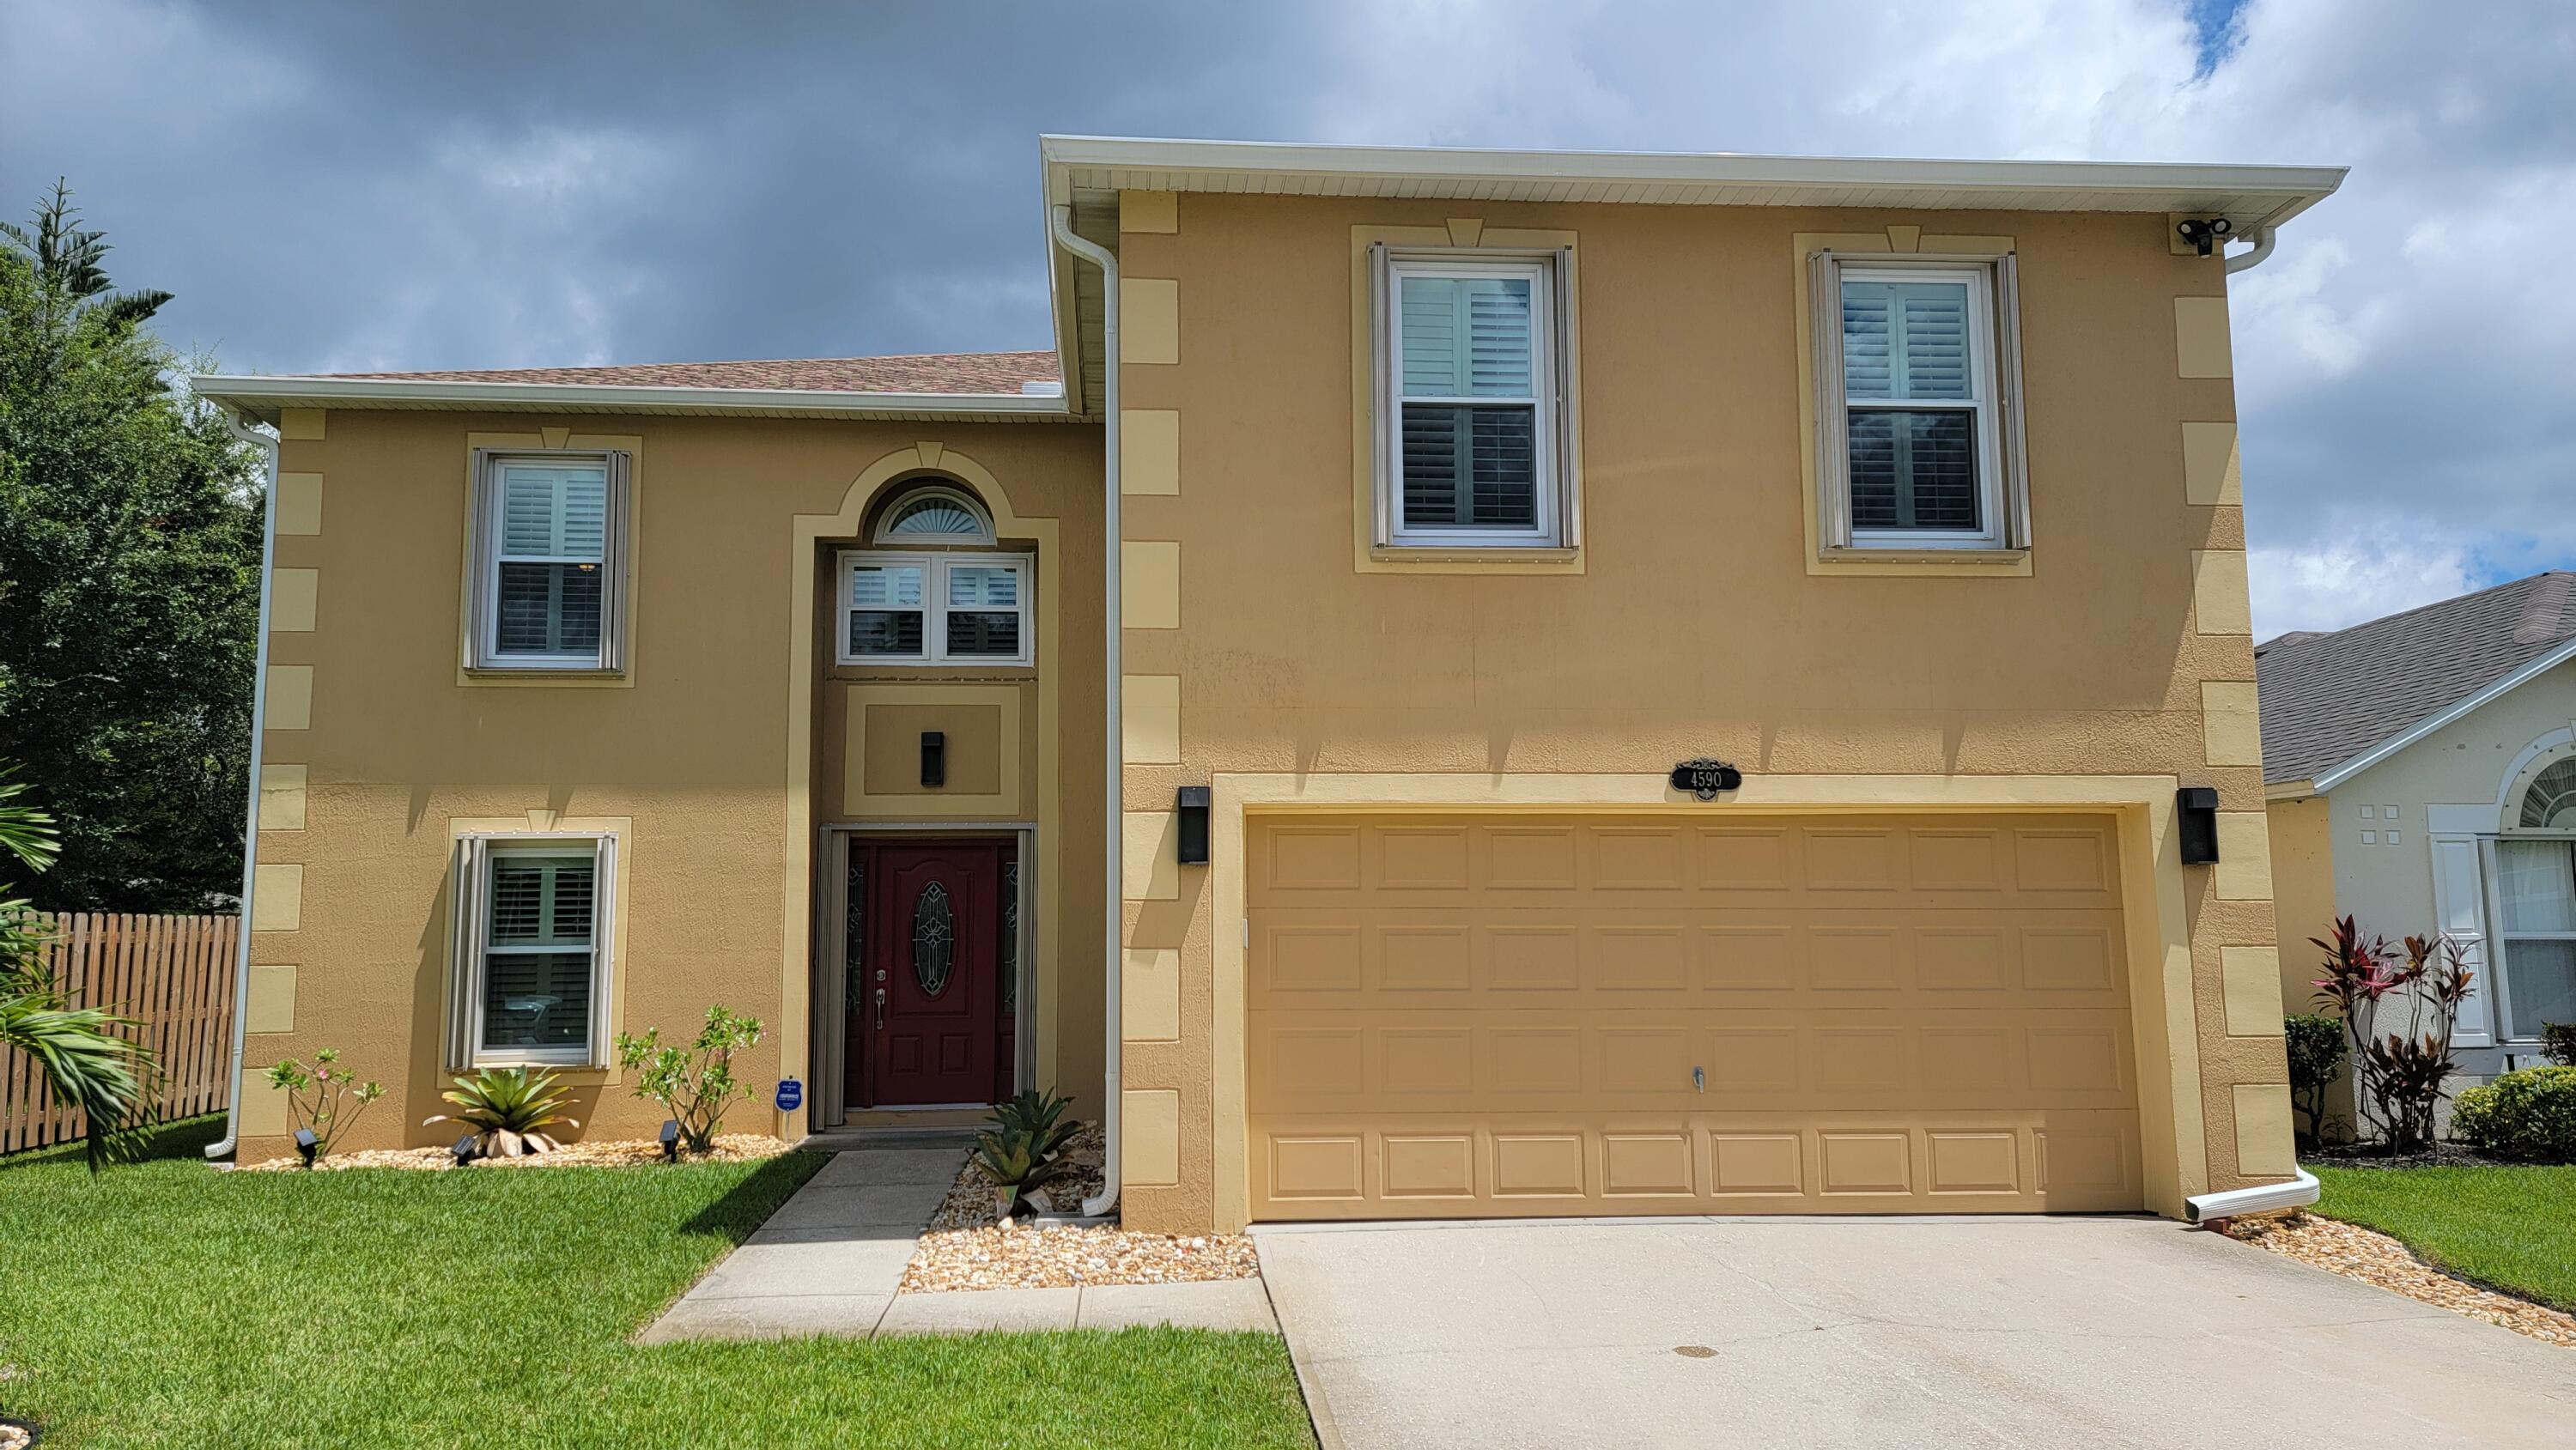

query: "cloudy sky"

left=6, top=0, right=2568, bottom=638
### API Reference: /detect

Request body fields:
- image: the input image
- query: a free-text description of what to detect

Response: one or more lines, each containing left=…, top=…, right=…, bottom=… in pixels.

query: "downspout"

left=205, top=410, right=281, bottom=1162
left=2184, top=1166, right=2318, bottom=1225
left=2223, top=226, right=2276, bottom=275
left=1048, top=204, right=1122, bottom=1219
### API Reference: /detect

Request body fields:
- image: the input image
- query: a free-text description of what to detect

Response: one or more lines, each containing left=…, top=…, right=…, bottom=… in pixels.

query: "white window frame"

left=2479, top=828, right=2576, bottom=1046
left=465, top=450, right=630, bottom=672
left=447, top=833, right=617, bottom=1070
left=1810, top=252, right=2031, bottom=555
left=1370, top=246, right=1577, bottom=550
left=836, top=549, right=1033, bottom=667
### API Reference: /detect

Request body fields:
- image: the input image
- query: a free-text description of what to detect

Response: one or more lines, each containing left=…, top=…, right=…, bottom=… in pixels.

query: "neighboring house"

left=2261, top=572, right=2576, bottom=1082
left=192, top=137, right=2343, bottom=1233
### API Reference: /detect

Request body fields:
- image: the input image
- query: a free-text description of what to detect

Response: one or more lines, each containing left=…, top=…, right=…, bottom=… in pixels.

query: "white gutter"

left=188, top=374, right=1072, bottom=420
left=2184, top=1167, right=2320, bottom=1223
left=205, top=411, right=280, bottom=1162
left=2223, top=226, right=2278, bottom=275
left=1048, top=206, right=1122, bottom=1220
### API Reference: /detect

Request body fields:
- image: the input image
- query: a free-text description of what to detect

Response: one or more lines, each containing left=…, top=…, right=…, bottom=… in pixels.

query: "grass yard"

left=0, top=1119, right=1312, bottom=1449
left=2312, top=1163, right=2576, bottom=1313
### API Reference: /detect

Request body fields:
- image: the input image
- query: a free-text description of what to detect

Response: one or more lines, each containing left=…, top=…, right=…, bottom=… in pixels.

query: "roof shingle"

left=2255, top=571, right=2576, bottom=786
left=319, top=350, right=1060, bottom=395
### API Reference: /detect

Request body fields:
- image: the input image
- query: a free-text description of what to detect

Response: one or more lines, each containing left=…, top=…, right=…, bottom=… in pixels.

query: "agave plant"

left=424, top=1065, right=580, bottom=1158
left=970, top=1123, right=1077, bottom=1218
left=990, top=1087, right=1080, bottom=1160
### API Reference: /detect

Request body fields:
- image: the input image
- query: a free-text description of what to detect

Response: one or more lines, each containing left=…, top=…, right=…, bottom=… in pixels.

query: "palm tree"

left=0, top=772, right=157, bottom=1172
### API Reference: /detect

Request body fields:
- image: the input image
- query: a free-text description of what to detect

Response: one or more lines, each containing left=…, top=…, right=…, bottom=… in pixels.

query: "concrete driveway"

left=1254, top=1216, right=2576, bottom=1449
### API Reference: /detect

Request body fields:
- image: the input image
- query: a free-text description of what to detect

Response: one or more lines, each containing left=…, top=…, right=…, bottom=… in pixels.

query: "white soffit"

left=1042, top=135, right=2347, bottom=234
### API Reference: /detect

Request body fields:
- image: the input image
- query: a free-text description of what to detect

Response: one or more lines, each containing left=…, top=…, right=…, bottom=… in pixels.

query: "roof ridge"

left=2273, top=568, right=2562, bottom=652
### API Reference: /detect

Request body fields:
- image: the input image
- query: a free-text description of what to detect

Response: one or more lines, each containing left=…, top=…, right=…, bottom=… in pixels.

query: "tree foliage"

left=0, top=180, right=263, bottom=911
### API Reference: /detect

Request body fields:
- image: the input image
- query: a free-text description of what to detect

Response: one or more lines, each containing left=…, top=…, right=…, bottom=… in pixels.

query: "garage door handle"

left=1693, top=1066, right=1704, bottom=1092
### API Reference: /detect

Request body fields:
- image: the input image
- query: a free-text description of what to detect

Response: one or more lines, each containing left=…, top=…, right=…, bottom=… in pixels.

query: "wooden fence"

left=1, top=913, right=239, bottom=1156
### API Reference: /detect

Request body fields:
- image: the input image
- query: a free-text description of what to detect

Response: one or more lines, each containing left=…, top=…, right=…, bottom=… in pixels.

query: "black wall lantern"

left=920, top=731, right=945, bottom=788
left=2177, top=786, right=2221, bottom=865
left=1176, top=786, right=1211, bottom=866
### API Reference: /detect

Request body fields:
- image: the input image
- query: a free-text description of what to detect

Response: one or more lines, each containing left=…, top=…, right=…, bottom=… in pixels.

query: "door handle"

left=873, top=986, right=887, bottom=1033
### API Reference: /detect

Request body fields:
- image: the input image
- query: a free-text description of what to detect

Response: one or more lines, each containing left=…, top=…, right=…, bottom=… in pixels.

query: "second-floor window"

left=838, top=484, right=1031, bottom=666
left=467, top=452, right=630, bottom=671
left=1371, top=249, right=1575, bottom=549
left=1811, top=253, right=2030, bottom=554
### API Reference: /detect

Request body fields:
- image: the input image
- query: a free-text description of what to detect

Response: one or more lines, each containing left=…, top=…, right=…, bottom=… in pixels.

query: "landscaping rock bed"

left=902, top=1123, right=1261, bottom=1293
left=2230, top=1211, right=2576, bottom=1348
left=0, top=1417, right=30, bottom=1450
left=238, top=1134, right=793, bottom=1172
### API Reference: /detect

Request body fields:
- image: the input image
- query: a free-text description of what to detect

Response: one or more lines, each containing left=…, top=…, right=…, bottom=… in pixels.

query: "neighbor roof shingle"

left=2256, top=571, right=2576, bottom=786
left=318, top=349, right=1060, bottom=395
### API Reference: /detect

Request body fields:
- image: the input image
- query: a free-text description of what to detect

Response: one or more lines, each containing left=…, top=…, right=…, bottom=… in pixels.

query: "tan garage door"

left=1246, top=814, right=2143, bottom=1220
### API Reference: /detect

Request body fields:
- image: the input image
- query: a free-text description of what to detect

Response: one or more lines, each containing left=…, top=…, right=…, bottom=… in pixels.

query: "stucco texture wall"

left=1111, top=191, right=2281, bottom=1230
left=240, top=410, right=1104, bottom=1162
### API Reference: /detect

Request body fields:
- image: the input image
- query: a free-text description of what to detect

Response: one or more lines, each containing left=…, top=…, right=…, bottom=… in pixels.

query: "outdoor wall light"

left=293, top=1126, right=319, bottom=1169
left=2177, top=786, right=2222, bottom=865
left=2176, top=216, right=2233, bottom=257
left=1176, top=786, right=1211, bottom=866
left=920, top=731, right=946, bottom=788
left=450, top=1133, right=479, bottom=1168
left=659, top=1119, right=683, bottom=1163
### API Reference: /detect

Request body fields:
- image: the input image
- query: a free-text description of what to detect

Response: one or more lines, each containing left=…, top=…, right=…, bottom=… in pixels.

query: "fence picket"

left=1, top=912, right=242, bottom=1157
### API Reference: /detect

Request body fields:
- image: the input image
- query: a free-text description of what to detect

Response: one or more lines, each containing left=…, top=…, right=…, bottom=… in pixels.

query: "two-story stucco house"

left=192, top=137, right=2343, bottom=1232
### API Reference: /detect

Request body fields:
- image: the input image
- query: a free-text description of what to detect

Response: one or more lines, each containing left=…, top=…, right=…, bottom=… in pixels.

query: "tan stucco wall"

left=240, top=410, right=1104, bottom=1162
left=1112, top=191, right=2280, bottom=1230
left=2268, top=795, right=2336, bottom=1013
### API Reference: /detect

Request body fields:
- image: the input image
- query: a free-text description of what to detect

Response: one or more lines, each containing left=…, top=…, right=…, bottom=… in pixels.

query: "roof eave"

left=189, top=373, right=1078, bottom=424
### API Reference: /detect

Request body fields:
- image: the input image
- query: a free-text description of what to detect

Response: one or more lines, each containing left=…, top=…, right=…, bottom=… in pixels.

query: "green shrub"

left=2454, top=1065, right=2576, bottom=1163
left=2284, top=1014, right=2348, bottom=1145
left=613, top=1005, right=762, bottom=1154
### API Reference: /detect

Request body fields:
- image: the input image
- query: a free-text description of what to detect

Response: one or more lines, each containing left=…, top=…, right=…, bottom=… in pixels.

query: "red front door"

left=846, top=840, right=1011, bottom=1107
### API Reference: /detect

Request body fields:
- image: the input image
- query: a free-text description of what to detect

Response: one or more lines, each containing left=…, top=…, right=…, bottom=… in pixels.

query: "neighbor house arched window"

left=837, top=479, right=1030, bottom=665
left=2489, top=751, right=2576, bottom=1041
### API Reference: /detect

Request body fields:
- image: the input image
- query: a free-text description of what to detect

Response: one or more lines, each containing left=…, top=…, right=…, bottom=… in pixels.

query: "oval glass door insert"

left=911, top=881, right=955, bottom=997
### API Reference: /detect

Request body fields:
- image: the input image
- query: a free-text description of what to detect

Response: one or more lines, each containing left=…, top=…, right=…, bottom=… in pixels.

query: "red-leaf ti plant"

left=2310, top=918, right=2471, bottom=1152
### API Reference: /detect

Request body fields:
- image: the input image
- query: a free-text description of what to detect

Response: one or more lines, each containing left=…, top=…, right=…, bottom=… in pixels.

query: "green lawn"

left=0, top=1119, right=1312, bottom=1449
left=2312, top=1164, right=2576, bottom=1312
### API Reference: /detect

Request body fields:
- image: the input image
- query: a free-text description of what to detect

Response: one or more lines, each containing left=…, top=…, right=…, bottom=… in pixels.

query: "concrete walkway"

left=638, top=1138, right=1276, bottom=1343
left=1255, top=1216, right=2576, bottom=1450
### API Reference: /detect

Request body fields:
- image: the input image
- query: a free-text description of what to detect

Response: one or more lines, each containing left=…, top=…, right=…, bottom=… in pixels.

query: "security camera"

left=2176, top=216, right=2234, bottom=258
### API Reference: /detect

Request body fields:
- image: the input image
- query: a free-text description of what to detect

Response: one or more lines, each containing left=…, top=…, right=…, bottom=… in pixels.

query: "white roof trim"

left=1042, top=135, right=2346, bottom=232
left=2312, top=635, right=2576, bottom=793
left=191, top=373, right=1078, bottom=421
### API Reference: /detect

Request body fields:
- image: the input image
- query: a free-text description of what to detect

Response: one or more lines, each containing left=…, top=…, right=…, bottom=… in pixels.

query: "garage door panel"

left=1253, top=908, right=2129, bottom=1009
left=1247, top=814, right=2143, bottom=1219
left=1250, top=1012, right=2138, bottom=1116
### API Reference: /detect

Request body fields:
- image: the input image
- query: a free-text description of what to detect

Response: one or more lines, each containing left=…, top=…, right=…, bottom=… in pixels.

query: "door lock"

left=873, top=986, right=887, bottom=1032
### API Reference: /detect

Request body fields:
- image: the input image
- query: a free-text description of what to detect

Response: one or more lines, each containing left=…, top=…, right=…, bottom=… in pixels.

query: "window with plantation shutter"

left=469, top=452, right=630, bottom=670
left=837, top=550, right=1031, bottom=665
left=447, top=834, right=617, bottom=1068
left=1811, top=253, right=2028, bottom=554
left=1372, top=248, right=1574, bottom=549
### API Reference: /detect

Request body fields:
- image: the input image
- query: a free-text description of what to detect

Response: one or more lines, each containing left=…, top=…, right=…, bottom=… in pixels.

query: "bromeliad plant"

left=424, top=1066, right=581, bottom=1158
left=971, top=1087, right=1083, bottom=1218
left=2309, top=917, right=2473, bottom=1153
left=614, top=1004, right=762, bottom=1155
left=263, top=1048, right=384, bottom=1166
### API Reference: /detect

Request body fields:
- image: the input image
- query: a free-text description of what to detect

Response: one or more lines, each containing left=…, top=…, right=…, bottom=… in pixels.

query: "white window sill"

left=465, top=663, right=623, bottom=677
left=1820, top=545, right=2030, bottom=567
left=1371, top=544, right=1579, bottom=564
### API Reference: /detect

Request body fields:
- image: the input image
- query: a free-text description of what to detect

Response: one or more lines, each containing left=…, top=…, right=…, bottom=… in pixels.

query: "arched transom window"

left=873, top=484, right=993, bottom=544
left=2519, top=757, right=2576, bottom=828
